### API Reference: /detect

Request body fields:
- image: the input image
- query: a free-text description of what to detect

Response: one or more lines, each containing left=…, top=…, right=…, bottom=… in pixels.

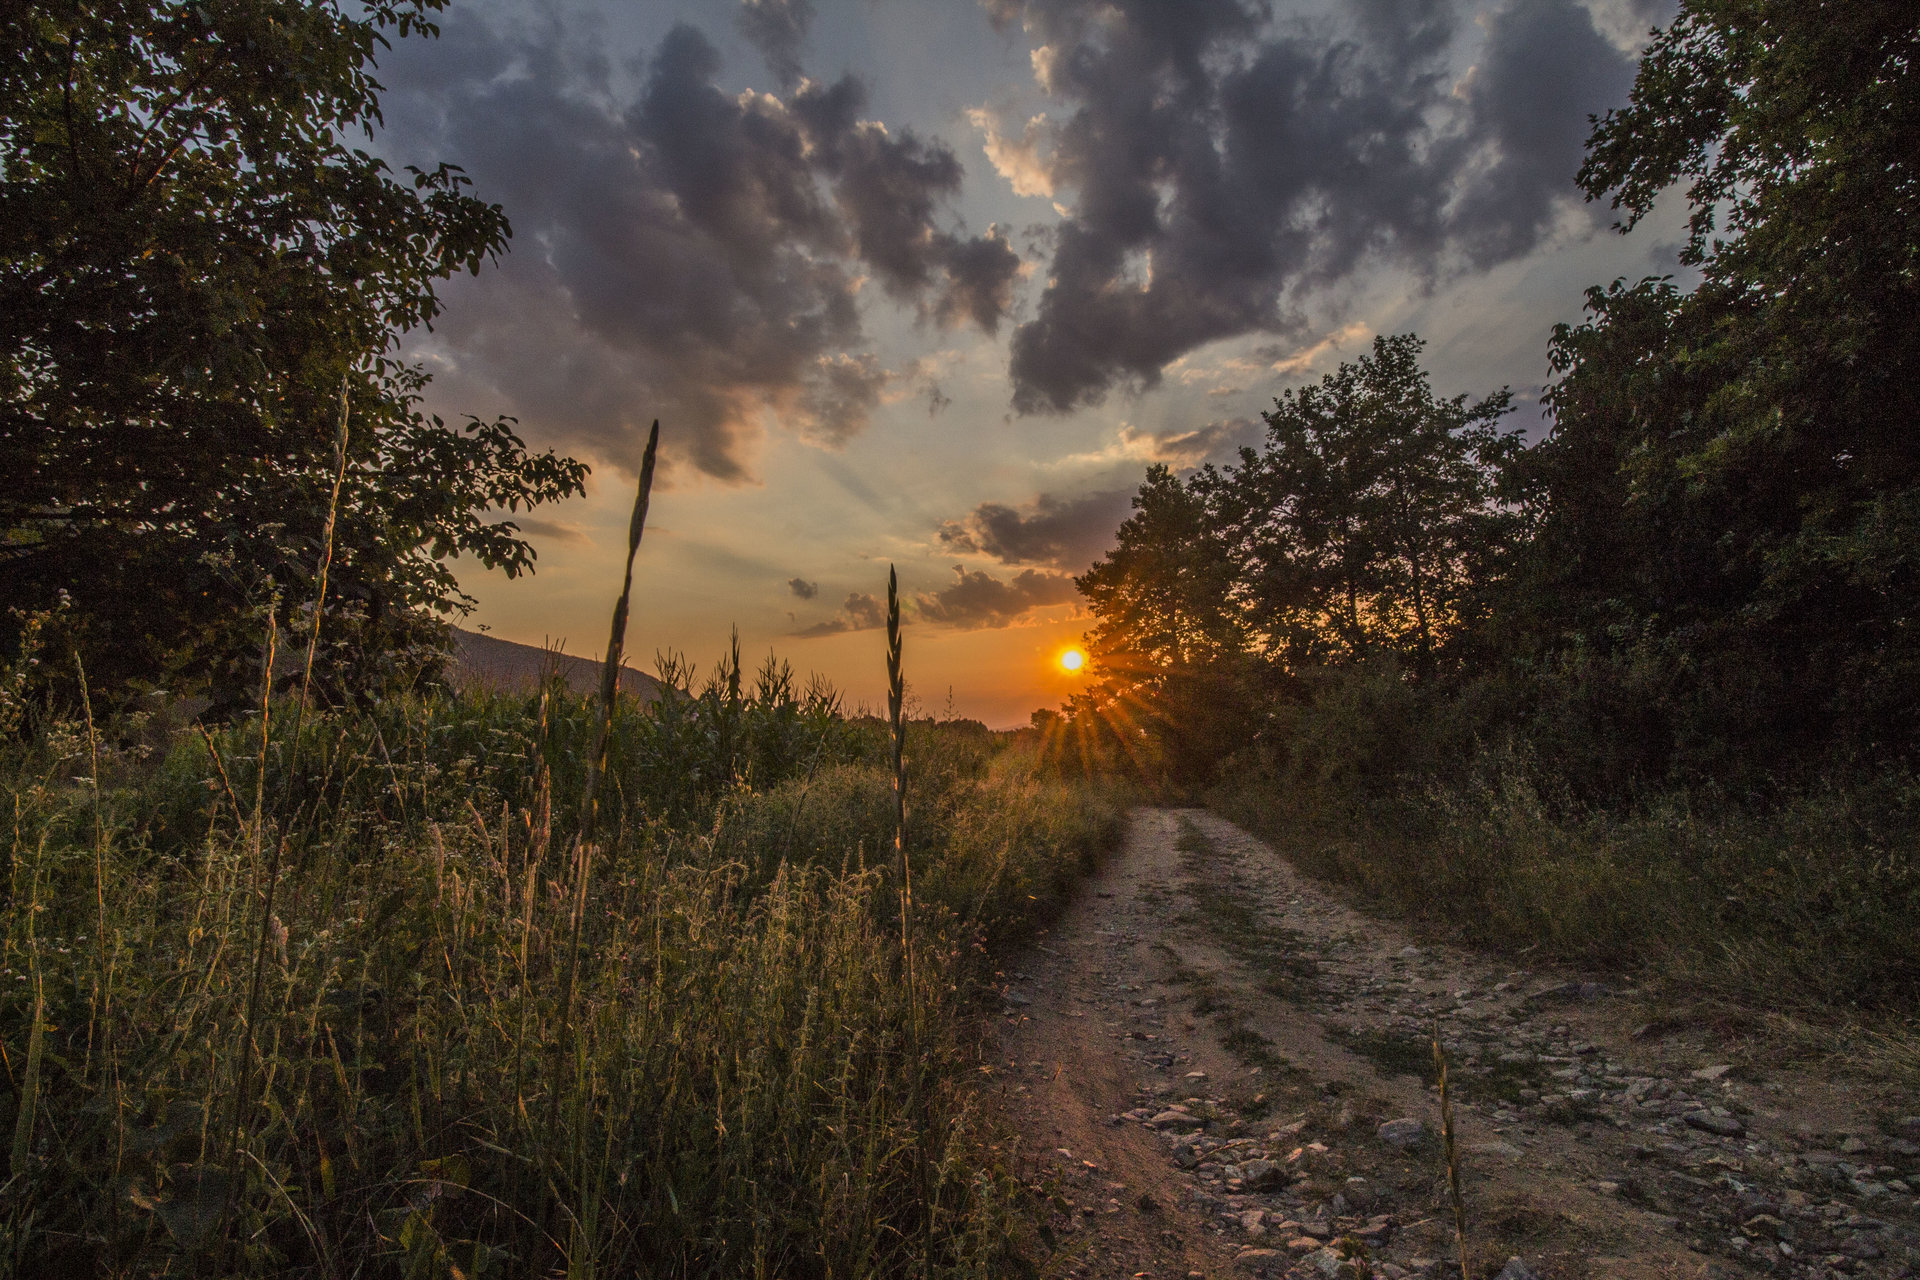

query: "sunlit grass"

left=0, top=669, right=1123, bottom=1278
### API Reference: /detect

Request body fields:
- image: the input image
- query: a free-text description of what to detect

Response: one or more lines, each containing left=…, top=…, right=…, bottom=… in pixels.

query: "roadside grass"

left=1213, top=767, right=1920, bottom=1038
left=0, top=670, right=1122, bottom=1278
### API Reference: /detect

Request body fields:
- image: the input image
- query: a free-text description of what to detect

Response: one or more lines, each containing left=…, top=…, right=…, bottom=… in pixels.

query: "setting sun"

left=1057, top=647, right=1087, bottom=673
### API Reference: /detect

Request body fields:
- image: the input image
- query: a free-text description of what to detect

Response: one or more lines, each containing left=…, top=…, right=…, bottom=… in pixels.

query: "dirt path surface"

left=987, top=808, right=1920, bottom=1280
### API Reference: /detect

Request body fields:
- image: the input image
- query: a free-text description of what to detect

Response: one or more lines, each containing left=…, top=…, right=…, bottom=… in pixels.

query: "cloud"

left=1045, top=418, right=1261, bottom=471
left=787, top=576, right=819, bottom=599
left=509, top=516, right=591, bottom=546
left=937, top=489, right=1133, bottom=570
left=914, top=566, right=1081, bottom=630
left=792, top=590, right=885, bottom=636
left=992, top=0, right=1636, bottom=413
left=966, top=107, right=1055, bottom=198
left=797, top=351, right=891, bottom=444
left=736, top=0, right=814, bottom=88
left=1262, top=322, right=1377, bottom=377
left=378, top=15, right=1019, bottom=481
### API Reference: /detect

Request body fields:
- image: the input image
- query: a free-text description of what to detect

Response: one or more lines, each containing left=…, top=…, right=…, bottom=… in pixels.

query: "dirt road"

left=986, top=808, right=1920, bottom=1280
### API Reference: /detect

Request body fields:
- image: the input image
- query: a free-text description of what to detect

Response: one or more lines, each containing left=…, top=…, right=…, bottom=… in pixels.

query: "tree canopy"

left=1202, top=335, right=1519, bottom=675
left=0, top=0, right=587, bottom=705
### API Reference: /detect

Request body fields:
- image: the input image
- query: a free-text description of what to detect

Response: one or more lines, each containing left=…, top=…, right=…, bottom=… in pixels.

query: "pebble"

left=1684, top=1110, right=1746, bottom=1137
left=1376, top=1117, right=1427, bottom=1149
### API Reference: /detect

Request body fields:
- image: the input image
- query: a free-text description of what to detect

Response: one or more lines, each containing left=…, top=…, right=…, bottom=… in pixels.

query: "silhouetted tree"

left=1203, top=335, right=1520, bottom=676
left=0, top=0, right=586, bottom=705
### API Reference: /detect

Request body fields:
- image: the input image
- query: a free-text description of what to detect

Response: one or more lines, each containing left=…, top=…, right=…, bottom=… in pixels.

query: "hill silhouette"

left=449, top=627, right=667, bottom=703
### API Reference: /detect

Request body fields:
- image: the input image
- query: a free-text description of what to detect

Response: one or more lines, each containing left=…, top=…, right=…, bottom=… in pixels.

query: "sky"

left=374, top=0, right=1685, bottom=728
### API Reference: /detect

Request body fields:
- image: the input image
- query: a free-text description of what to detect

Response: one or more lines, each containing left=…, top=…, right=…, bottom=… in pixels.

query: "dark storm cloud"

left=1448, top=0, right=1643, bottom=267
left=792, top=591, right=886, bottom=637
left=788, top=576, right=819, bottom=599
left=937, top=489, right=1132, bottom=570
left=737, top=0, right=814, bottom=88
left=791, top=78, right=1023, bottom=332
left=991, top=0, right=1636, bottom=413
left=915, top=567, right=1081, bottom=629
left=377, top=14, right=1015, bottom=480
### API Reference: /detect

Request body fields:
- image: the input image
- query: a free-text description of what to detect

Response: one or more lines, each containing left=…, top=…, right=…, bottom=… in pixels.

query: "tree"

left=1521, top=0, right=1920, bottom=765
left=0, top=1, right=587, bottom=705
left=1073, top=465, right=1255, bottom=788
left=1203, top=335, right=1519, bottom=675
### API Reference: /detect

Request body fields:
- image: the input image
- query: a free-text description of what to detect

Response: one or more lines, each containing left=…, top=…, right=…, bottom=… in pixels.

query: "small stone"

left=1242, top=1158, right=1289, bottom=1191
left=1234, top=1247, right=1282, bottom=1270
left=1399, top=947, right=1423, bottom=958
left=1468, top=1139, right=1523, bottom=1159
left=1185, top=1070, right=1210, bottom=1081
left=1296, top=1248, right=1350, bottom=1280
left=1494, top=1259, right=1540, bottom=1280
left=1692, top=1064, right=1733, bottom=1081
left=1377, top=1117, right=1427, bottom=1149
left=1684, top=1110, right=1745, bottom=1137
left=1151, top=1110, right=1204, bottom=1132
left=1840, top=1136, right=1870, bottom=1155
left=1005, top=991, right=1031, bottom=1007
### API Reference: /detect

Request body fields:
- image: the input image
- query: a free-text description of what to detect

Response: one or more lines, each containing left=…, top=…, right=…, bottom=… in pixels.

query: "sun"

left=1057, top=647, right=1087, bottom=674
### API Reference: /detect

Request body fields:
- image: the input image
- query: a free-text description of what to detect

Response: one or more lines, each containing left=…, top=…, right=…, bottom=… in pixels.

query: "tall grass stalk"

left=580, top=418, right=659, bottom=845
left=1432, top=1022, right=1470, bottom=1280
left=886, top=566, right=916, bottom=1020
left=290, top=378, right=351, bottom=765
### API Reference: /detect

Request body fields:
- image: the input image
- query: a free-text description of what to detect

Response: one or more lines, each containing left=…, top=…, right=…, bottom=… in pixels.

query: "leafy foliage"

left=1203, top=334, right=1520, bottom=674
left=1522, top=0, right=1920, bottom=766
left=0, top=1, right=586, bottom=706
left=1069, top=465, right=1258, bottom=790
